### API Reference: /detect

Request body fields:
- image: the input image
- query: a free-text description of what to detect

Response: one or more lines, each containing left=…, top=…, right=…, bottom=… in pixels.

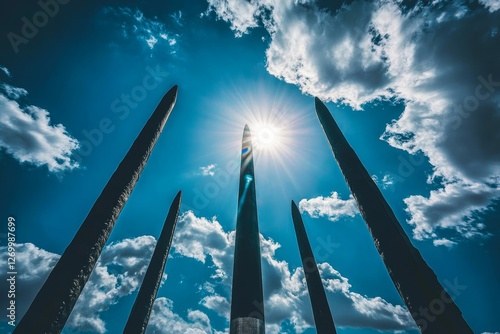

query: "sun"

left=252, top=123, right=281, bottom=151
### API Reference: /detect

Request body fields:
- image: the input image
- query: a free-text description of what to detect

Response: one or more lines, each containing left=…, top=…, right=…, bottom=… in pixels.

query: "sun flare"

left=252, top=123, right=281, bottom=151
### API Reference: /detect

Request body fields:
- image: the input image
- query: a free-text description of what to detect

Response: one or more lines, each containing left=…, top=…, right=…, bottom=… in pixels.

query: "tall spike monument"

left=229, top=125, right=265, bottom=334
left=314, top=97, right=473, bottom=333
left=15, top=86, right=179, bottom=334
left=124, top=191, right=182, bottom=334
left=291, top=201, right=337, bottom=334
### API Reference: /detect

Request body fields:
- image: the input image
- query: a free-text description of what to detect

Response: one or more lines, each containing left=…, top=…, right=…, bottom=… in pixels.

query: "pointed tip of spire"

left=314, top=97, right=327, bottom=114
left=172, top=190, right=182, bottom=209
left=291, top=200, right=300, bottom=215
left=167, top=84, right=178, bottom=97
left=242, top=124, right=252, bottom=143
left=159, top=85, right=179, bottom=108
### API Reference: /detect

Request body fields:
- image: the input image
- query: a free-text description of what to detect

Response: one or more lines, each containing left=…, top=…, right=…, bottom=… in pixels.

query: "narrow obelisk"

left=229, top=125, right=265, bottom=334
left=124, top=191, right=182, bottom=334
left=14, top=86, right=179, bottom=334
left=291, top=201, right=337, bottom=334
left=314, top=97, right=473, bottom=333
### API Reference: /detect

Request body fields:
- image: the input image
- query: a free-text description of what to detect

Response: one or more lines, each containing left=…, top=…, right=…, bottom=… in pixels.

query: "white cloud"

left=432, top=238, right=457, bottom=248
left=171, top=10, right=184, bottom=26
left=1, top=83, right=28, bottom=99
left=67, top=236, right=158, bottom=333
left=0, top=237, right=167, bottom=334
left=1, top=213, right=417, bottom=333
left=373, top=174, right=395, bottom=189
left=173, top=211, right=415, bottom=332
left=0, top=237, right=223, bottom=334
left=146, top=298, right=218, bottom=334
left=404, top=181, right=494, bottom=240
left=0, top=75, right=80, bottom=172
left=203, top=0, right=262, bottom=37
left=0, top=243, right=60, bottom=320
left=0, top=65, right=11, bottom=77
left=199, top=163, right=217, bottom=176
left=479, top=0, right=500, bottom=12
left=204, top=0, right=500, bottom=244
left=298, top=192, right=358, bottom=221
left=103, top=7, right=177, bottom=51
left=200, top=294, right=230, bottom=319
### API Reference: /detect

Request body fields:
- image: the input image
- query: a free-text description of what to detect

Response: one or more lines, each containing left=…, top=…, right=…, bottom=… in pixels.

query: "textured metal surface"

left=230, top=317, right=265, bottom=334
left=14, top=86, right=179, bottom=334
left=314, top=97, right=473, bottom=334
left=229, top=125, right=265, bottom=334
left=124, top=191, right=182, bottom=334
left=291, top=201, right=337, bottom=334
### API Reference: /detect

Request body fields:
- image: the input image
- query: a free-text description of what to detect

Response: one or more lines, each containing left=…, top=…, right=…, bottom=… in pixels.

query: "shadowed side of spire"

left=291, top=201, right=337, bottom=334
left=314, top=97, right=473, bottom=334
left=15, top=86, right=179, bottom=334
left=124, top=191, right=182, bottom=334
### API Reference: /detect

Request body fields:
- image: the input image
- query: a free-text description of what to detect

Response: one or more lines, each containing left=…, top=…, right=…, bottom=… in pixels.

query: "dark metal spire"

left=314, top=97, right=473, bottom=333
left=229, top=125, right=265, bottom=334
left=15, top=86, right=179, bottom=334
left=291, top=201, right=337, bottom=334
left=124, top=191, right=182, bottom=334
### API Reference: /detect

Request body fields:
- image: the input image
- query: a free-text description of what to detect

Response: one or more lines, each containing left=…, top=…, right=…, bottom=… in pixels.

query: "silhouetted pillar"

left=124, top=191, right=182, bottom=334
left=229, top=125, right=265, bottom=334
left=314, top=97, right=473, bottom=333
left=14, top=86, right=179, bottom=334
left=291, top=201, right=337, bottom=334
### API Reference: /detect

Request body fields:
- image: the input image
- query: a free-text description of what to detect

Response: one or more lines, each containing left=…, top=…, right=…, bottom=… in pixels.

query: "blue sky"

left=0, top=0, right=499, bottom=333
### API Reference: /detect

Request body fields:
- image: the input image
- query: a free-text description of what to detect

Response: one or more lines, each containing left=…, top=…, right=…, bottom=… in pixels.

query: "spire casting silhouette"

left=15, top=86, right=179, bottom=334
left=291, top=201, right=337, bottom=334
left=314, top=97, right=473, bottom=333
left=124, top=191, right=182, bottom=334
left=229, top=125, right=265, bottom=334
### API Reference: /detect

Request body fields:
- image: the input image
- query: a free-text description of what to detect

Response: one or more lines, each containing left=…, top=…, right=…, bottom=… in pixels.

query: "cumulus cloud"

left=432, top=238, right=457, bottom=248
left=172, top=211, right=415, bottom=332
left=200, top=294, right=231, bottom=319
left=0, top=237, right=166, bottom=333
left=1, top=213, right=417, bottom=333
left=204, top=0, right=500, bottom=243
left=102, top=7, right=178, bottom=51
left=1, top=83, right=27, bottom=99
left=404, top=182, right=494, bottom=240
left=372, top=174, right=395, bottom=189
left=479, top=0, right=500, bottom=12
left=0, top=65, right=11, bottom=77
left=298, top=192, right=359, bottom=221
left=146, top=298, right=219, bottom=334
left=67, top=236, right=159, bottom=333
left=0, top=243, right=60, bottom=321
left=200, top=163, right=217, bottom=176
left=204, top=0, right=262, bottom=37
left=0, top=74, right=80, bottom=172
